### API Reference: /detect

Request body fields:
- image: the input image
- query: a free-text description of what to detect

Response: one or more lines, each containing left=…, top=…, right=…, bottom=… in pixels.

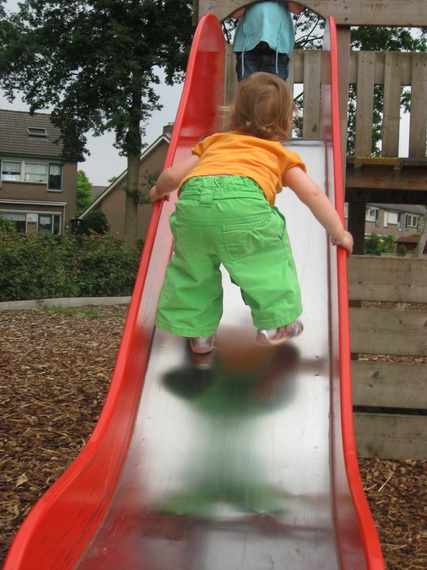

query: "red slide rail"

left=324, top=17, right=385, bottom=569
left=4, top=14, right=225, bottom=570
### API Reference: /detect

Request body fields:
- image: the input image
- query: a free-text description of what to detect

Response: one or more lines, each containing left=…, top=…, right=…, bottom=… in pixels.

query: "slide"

left=4, top=14, right=384, bottom=570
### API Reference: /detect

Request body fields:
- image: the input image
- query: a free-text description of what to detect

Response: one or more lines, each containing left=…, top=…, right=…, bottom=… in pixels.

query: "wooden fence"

left=289, top=50, right=427, bottom=159
left=348, top=255, right=427, bottom=460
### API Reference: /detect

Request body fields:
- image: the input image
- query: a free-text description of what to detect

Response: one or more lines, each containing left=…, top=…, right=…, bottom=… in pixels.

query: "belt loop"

left=200, top=186, right=214, bottom=206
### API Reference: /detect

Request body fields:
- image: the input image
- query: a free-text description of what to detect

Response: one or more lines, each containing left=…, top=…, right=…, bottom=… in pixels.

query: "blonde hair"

left=229, top=72, right=296, bottom=141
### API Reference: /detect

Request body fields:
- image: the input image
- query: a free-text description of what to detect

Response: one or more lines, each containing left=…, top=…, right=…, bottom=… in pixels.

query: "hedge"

left=0, top=230, right=141, bottom=302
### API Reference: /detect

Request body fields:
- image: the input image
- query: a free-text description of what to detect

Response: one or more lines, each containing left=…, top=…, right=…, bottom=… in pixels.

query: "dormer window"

left=27, top=127, right=48, bottom=138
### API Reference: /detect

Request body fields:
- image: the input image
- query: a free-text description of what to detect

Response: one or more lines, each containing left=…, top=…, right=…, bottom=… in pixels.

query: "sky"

left=1, top=0, right=183, bottom=187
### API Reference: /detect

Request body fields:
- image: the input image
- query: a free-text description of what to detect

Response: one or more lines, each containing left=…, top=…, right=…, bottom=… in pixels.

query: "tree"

left=415, top=212, right=427, bottom=257
left=76, top=170, right=93, bottom=216
left=0, top=0, right=194, bottom=244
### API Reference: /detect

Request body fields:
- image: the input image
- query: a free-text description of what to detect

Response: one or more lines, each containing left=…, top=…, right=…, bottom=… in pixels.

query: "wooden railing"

left=289, top=50, right=427, bottom=159
left=348, top=256, right=427, bottom=460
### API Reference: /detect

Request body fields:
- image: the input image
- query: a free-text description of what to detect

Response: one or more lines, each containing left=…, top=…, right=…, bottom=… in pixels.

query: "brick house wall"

left=0, top=109, right=77, bottom=234
left=82, top=132, right=170, bottom=239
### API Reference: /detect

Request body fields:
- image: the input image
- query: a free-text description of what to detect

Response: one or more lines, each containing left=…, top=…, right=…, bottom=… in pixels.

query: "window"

left=38, top=214, right=53, bottom=233
left=405, top=214, right=420, bottom=229
left=38, top=214, right=61, bottom=234
left=0, top=212, right=61, bottom=234
left=0, top=159, right=62, bottom=190
left=386, top=211, right=399, bottom=225
left=366, top=207, right=379, bottom=224
left=48, top=164, right=62, bottom=190
left=2, top=161, right=21, bottom=181
left=0, top=212, right=26, bottom=232
left=25, top=162, right=48, bottom=183
left=27, top=127, right=48, bottom=138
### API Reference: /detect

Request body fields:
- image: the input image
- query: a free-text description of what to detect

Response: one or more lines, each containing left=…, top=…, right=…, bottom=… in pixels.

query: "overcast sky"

left=1, top=0, right=183, bottom=186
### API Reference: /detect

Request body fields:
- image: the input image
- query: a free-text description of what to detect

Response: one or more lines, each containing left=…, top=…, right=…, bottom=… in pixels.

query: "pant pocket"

left=222, top=213, right=283, bottom=261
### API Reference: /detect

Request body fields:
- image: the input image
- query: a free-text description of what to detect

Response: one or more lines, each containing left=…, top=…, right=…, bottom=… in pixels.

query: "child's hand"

left=149, top=185, right=169, bottom=205
left=330, top=230, right=354, bottom=255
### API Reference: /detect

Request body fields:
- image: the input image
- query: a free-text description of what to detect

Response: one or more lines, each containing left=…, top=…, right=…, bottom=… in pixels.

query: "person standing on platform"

left=233, top=1, right=304, bottom=82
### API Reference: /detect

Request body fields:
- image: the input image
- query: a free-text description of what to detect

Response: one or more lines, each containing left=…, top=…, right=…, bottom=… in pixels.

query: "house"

left=344, top=202, right=426, bottom=239
left=0, top=109, right=77, bottom=234
left=361, top=203, right=425, bottom=239
left=91, top=185, right=107, bottom=201
left=80, top=126, right=172, bottom=239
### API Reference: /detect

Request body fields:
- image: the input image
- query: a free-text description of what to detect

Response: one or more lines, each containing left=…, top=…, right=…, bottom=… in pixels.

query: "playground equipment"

left=200, top=0, right=427, bottom=254
left=4, top=12, right=386, bottom=569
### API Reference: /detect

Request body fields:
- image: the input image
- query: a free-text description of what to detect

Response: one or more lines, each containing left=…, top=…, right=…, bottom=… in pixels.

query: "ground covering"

left=0, top=306, right=425, bottom=568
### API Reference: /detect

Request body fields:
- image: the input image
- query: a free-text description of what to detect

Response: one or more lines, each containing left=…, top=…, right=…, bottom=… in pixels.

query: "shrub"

left=0, top=216, right=16, bottom=233
left=84, top=210, right=109, bottom=234
left=397, top=244, right=407, bottom=257
left=364, top=233, right=382, bottom=255
left=0, top=231, right=140, bottom=302
left=364, top=232, right=396, bottom=256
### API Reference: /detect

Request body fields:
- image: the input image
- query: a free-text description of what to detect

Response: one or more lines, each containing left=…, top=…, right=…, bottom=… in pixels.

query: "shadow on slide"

left=4, top=14, right=384, bottom=570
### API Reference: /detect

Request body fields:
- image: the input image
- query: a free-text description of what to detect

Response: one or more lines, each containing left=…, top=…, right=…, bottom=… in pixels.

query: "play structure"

left=4, top=12, right=386, bottom=569
left=205, top=0, right=427, bottom=254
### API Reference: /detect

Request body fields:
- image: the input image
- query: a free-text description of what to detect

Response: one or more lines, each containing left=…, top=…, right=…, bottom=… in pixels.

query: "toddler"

left=150, top=72, right=353, bottom=354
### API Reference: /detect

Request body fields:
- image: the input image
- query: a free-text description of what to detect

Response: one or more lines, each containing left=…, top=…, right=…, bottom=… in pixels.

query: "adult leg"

left=235, top=49, right=265, bottom=81
left=260, top=51, right=290, bottom=81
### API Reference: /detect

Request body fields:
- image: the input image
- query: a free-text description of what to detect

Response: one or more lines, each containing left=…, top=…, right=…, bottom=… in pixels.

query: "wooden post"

left=347, top=199, right=366, bottom=254
left=336, top=27, right=351, bottom=177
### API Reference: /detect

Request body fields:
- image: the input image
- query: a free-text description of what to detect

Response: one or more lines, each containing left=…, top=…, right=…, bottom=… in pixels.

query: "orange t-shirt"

left=180, top=131, right=306, bottom=205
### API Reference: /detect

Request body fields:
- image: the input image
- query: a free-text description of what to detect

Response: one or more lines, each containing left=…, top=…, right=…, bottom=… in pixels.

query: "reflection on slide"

left=4, top=14, right=384, bottom=570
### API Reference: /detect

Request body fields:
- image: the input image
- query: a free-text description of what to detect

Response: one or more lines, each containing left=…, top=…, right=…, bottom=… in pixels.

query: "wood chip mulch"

left=0, top=305, right=425, bottom=568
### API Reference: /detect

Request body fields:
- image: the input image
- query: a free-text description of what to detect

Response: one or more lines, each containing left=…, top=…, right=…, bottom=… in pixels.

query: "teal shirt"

left=233, top=1, right=295, bottom=55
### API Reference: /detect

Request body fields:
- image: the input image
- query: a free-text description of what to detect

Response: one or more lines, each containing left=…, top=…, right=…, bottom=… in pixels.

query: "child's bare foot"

left=256, top=320, right=303, bottom=346
left=189, top=335, right=214, bottom=354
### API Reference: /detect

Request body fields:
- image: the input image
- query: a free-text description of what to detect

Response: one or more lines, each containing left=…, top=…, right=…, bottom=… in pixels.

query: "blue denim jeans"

left=235, top=42, right=290, bottom=82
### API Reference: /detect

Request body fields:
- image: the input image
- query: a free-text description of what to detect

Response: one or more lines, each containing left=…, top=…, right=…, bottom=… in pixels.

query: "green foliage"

left=0, top=1, right=194, bottom=160
left=397, top=244, right=407, bottom=257
left=0, top=230, right=140, bottom=302
left=140, top=169, right=160, bottom=205
left=0, top=215, right=16, bottom=233
left=351, top=27, right=426, bottom=52
left=76, top=170, right=93, bottom=216
left=364, top=232, right=396, bottom=256
left=123, top=169, right=159, bottom=205
left=84, top=210, right=109, bottom=235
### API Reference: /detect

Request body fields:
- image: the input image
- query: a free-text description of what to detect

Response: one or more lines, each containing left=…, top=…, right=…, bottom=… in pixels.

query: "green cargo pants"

left=155, top=176, right=302, bottom=337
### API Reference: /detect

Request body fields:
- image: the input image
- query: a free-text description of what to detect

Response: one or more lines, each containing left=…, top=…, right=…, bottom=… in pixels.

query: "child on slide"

left=150, top=72, right=353, bottom=354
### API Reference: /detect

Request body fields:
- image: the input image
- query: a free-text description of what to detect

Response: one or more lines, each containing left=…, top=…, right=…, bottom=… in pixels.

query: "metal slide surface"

left=5, top=15, right=384, bottom=570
